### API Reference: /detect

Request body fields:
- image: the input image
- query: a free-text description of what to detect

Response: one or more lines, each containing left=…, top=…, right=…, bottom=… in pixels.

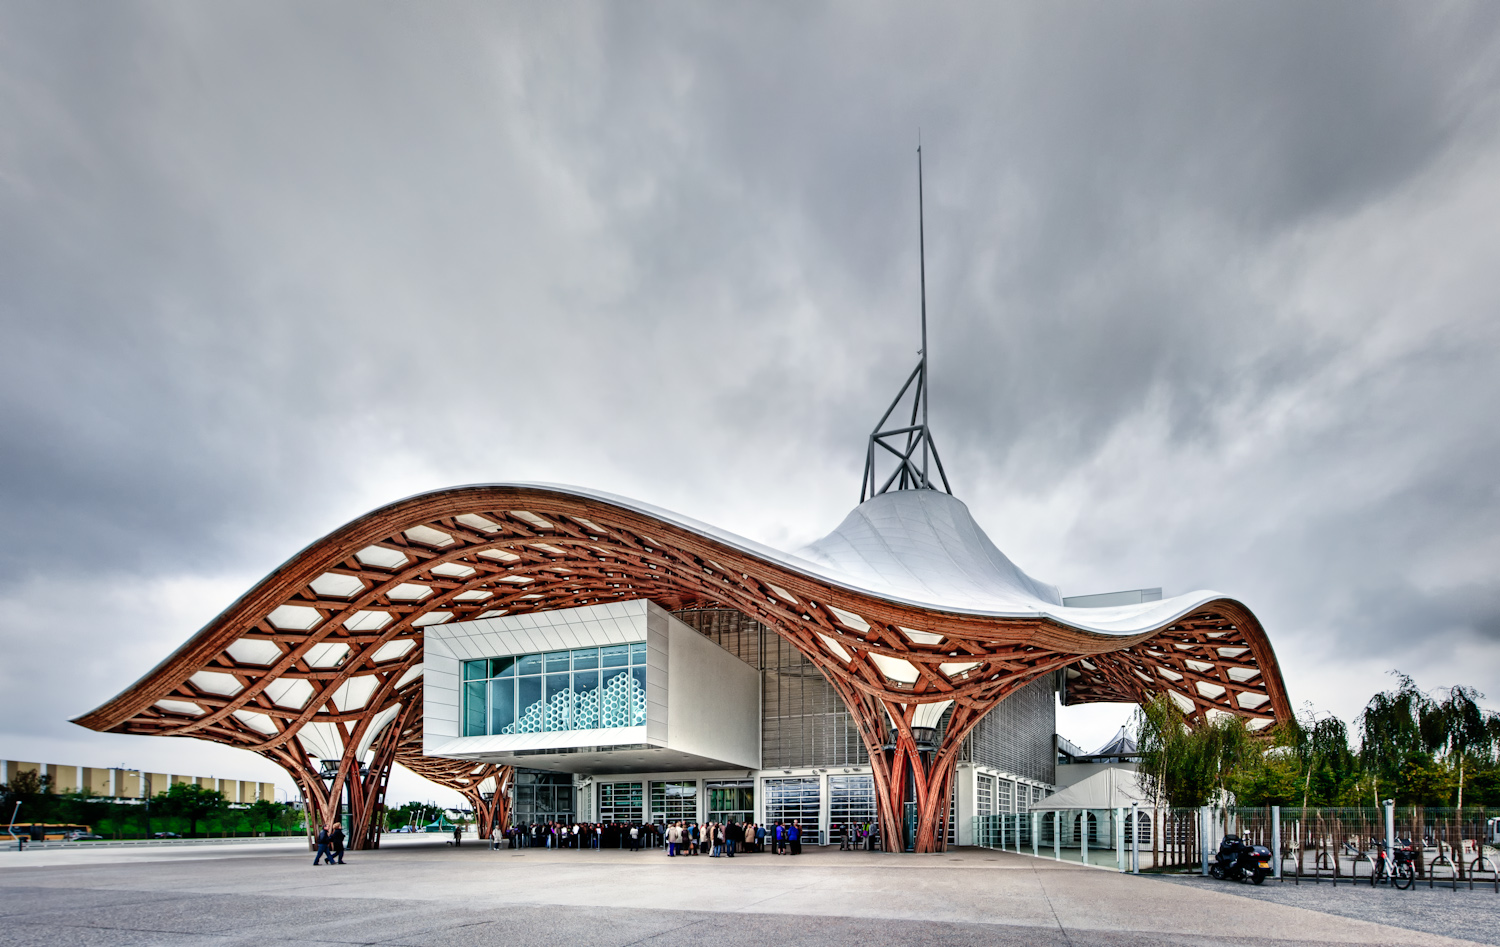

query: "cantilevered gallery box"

left=424, top=600, right=761, bottom=774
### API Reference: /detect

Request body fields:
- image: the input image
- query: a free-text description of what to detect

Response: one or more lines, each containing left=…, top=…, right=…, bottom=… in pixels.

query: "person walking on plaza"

left=331, top=824, right=346, bottom=864
left=452, top=824, right=462, bottom=848
left=756, top=822, right=766, bottom=853
left=313, top=825, right=332, bottom=866
left=789, top=821, right=801, bottom=855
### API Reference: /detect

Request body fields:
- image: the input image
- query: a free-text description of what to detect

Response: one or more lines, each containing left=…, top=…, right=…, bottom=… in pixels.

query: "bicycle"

left=1372, top=840, right=1416, bottom=891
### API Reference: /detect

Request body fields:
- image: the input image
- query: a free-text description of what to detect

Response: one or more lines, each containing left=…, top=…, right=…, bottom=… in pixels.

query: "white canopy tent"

left=1030, top=768, right=1153, bottom=811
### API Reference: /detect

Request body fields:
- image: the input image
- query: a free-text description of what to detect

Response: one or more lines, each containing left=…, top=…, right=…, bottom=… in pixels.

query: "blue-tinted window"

left=544, top=673, right=571, bottom=730
left=632, top=666, right=648, bottom=725
left=490, top=678, right=515, bottom=734
left=462, top=642, right=647, bottom=736
left=572, top=670, right=599, bottom=729
left=516, top=676, right=543, bottom=733
left=463, top=681, right=487, bottom=736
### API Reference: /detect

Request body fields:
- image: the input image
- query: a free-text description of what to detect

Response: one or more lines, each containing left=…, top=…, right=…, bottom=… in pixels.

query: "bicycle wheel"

left=1394, top=865, right=1415, bottom=891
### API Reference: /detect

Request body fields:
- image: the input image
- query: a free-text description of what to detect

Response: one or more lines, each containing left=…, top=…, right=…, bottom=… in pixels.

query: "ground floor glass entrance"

left=649, top=780, right=698, bottom=823
left=514, top=771, right=575, bottom=824
left=598, top=781, right=643, bottom=822
left=706, top=780, right=753, bottom=823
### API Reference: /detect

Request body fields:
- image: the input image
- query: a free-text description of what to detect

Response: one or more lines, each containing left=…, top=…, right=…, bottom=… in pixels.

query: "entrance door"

left=706, top=780, right=754, bottom=823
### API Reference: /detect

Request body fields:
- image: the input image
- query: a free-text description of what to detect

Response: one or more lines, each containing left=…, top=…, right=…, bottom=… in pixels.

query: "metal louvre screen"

left=674, top=609, right=869, bottom=769
left=960, top=674, right=1056, bottom=784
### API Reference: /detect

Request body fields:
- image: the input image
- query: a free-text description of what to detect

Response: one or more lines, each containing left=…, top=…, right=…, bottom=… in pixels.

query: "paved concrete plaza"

left=1, top=838, right=1496, bottom=946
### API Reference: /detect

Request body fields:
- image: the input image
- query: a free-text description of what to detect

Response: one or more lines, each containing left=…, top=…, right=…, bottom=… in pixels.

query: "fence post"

left=1201, top=806, right=1211, bottom=877
left=1272, top=806, right=1281, bottom=880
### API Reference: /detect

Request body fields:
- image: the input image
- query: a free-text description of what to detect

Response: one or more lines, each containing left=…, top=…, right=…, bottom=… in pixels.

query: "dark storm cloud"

left=2, top=0, right=1499, bottom=773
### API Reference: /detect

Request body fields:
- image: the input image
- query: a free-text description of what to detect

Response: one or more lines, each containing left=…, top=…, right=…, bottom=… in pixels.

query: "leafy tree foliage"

left=1135, top=672, right=1500, bottom=809
left=154, top=783, right=228, bottom=837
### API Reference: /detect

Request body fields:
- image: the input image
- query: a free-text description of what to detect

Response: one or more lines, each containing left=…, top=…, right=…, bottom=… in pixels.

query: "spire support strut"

left=861, top=143, right=952, bottom=502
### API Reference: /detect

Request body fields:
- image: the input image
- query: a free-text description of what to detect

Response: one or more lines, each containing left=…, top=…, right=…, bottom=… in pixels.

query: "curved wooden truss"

left=74, top=485, right=1291, bottom=852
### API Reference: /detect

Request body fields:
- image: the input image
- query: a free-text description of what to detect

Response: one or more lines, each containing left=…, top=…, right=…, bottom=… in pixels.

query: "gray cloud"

left=3, top=1, right=1499, bottom=790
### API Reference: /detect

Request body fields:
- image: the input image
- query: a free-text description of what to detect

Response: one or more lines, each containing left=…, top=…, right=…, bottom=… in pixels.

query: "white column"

left=1116, top=807, right=1124, bottom=872
left=818, top=772, right=831, bottom=846
left=1131, top=802, right=1140, bottom=874
left=1383, top=798, right=1396, bottom=886
left=1053, top=810, right=1060, bottom=861
left=1081, top=811, right=1089, bottom=866
left=955, top=764, right=975, bottom=847
left=1200, top=806, right=1211, bottom=876
left=1271, top=806, right=1281, bottom=880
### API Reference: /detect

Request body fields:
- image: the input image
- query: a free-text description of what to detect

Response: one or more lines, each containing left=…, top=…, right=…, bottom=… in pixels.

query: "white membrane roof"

left=437, top=483, right=1236, bottom=638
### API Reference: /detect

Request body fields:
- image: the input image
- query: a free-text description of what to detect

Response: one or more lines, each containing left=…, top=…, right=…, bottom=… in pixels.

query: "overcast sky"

left=3, top=2, right=1499, bottom=807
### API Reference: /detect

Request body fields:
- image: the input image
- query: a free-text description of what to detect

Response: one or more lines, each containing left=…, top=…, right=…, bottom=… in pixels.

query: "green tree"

left=1393, top=753, right=1454, bottom=806
left=1359, top=673, right=1430, bottom=801
left=1422, top=685, right=1498, bottom=809
left=1135, top=695, right=1258, bottom=807
left=155, top=783, right=227, bottom=837
left=0, top=769, right=56, bottom=827
left=57, top=790, right=112, bottom=832
left=1230, top=747, right=1302, bottom=806
left=247, top=798, right=281, bottom=833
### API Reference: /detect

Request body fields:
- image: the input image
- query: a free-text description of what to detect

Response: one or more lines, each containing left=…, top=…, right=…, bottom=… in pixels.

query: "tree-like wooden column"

left=816, top=656, right=1064, bottom=853
left=398, top=753, right=513, bottom=842
left=262, top=696, right=418, bottom=850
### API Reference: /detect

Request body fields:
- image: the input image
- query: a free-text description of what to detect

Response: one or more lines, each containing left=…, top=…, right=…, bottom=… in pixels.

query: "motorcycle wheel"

left=1252, top=870, right=1266, bottom=885
left=1209, top=866, right=1224, bottom=880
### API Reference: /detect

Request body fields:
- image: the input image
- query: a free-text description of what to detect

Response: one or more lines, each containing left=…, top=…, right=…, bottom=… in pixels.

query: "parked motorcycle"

left=1209, top=835, right=1272, bottom=885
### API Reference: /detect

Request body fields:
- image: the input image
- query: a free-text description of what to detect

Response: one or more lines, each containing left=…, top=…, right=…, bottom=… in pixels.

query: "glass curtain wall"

left=650, top=781, right=698, bottom=823
left=598, top=782, right=643, bottom=823
left=462, top=644, right=648, bottom=737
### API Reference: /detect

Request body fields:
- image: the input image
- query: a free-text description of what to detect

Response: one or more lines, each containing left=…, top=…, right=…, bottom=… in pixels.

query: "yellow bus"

left=6, top=823, right=95, bottom=841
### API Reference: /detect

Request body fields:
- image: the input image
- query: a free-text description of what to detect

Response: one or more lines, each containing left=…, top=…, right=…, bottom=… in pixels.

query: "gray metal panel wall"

left=673, top=609, right=868, bottom=769
left=959, top=674, right=1057, bottom=784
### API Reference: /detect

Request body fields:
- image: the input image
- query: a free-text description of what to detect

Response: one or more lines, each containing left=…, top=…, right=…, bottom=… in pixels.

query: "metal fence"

left=973, top=805, right=1498, bottom=892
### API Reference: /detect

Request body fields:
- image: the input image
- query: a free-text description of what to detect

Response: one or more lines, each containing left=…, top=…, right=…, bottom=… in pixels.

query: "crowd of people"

left=492, top=819, right=882, bottom=853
